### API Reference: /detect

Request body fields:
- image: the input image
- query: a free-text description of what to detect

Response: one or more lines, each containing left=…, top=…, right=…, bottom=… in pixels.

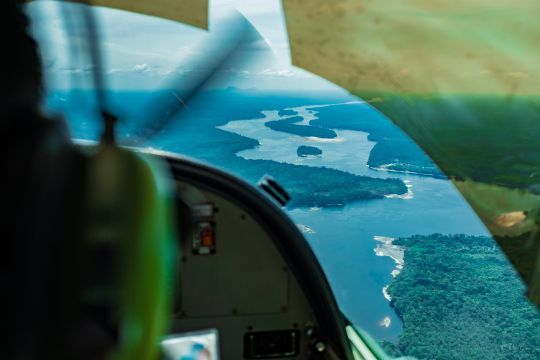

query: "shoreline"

left=373, top=236, right=405, bottom=330
left=384, top=179, right=413, bottom=200
left=368, top=164, right=446, bottom=180
left=373, top=236, right=405, bottom=297
left=373, top=236, right=405, bottom=278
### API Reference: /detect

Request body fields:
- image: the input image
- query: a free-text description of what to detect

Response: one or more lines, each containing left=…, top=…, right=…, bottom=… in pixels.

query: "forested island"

left=234, top=159, right=407, bottom=208
left=278, top=109, right=298, bottom=116
left=297, top=145, right=322, bottom=157
left=265, top=116, right=337, bottom=139
left=382, top=234, right=540, bottom=359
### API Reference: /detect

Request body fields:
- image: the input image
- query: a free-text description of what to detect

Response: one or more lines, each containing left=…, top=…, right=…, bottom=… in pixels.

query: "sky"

left=26, top=0, right=345, bottom=92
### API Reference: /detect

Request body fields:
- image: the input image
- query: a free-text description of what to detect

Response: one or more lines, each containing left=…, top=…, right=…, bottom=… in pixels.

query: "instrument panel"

left=163, top=155, right=352, bottom=359
left=172, top=180, right=319, bottom=358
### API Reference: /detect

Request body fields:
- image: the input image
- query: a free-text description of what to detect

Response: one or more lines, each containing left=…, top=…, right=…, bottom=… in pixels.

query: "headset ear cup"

left=7, top=130, right=178, bottom=360
left=78, top=144, right=177, bottom=360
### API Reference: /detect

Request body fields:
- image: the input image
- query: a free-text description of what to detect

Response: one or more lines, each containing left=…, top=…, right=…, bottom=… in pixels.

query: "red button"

left=201, top=230, right=214, bottom=247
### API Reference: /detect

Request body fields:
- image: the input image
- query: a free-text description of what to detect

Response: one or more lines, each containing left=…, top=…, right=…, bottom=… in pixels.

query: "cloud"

left=133, top=63, right=150, bottom=72
left=258, top=68, right=294, bottom=77
left=55, top=64, right=96, bottom=74
left=106, top=66, right=190, bottom=79
left=29, top=0, right=336, bottom=90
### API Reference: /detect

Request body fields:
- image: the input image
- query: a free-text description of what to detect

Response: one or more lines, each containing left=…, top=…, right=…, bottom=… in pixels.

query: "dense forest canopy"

left=265, top=116, right=338, bottom=139
left=386, top=234, right=540, bottom=360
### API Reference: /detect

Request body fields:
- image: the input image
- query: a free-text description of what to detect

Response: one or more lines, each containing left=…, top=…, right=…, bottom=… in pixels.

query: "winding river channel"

left=219, top=102, right=490, bottom=341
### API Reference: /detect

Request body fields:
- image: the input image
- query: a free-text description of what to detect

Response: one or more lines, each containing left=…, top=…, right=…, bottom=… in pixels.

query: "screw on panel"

left=240, top=214, right=246, bottom=220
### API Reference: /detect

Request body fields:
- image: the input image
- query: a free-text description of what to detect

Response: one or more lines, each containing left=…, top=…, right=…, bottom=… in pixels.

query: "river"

left=218, top=102, right=490, bottom=341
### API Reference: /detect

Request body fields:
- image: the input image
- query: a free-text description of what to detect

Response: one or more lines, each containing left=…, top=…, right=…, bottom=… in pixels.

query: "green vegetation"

left=387, top=234, right=540, bottom=360
left=378, top=340, right=404, bottom=358
left=278, top=109, right=298, bottom=116
left=235, top=161, right=407, bottom=208
left=310, top=104, right=444, bottom=178
left=297, top=145, right=322, bottom=157
left=265, top=116, right=337, bottom=139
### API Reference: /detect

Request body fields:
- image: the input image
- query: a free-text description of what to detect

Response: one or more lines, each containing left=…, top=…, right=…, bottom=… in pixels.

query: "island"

left=297, top=145, right=322, bottom=157
left=382, top=234, right=540, bottom=360
left=278, top=109, right=297, bottom=116
left=234, top=159, right=408, bottom=208
left=265, top=116, right=338, bottom=139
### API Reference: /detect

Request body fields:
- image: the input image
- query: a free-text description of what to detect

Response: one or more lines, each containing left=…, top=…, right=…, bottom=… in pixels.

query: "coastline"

left=373, top=236, right=405, bottom=279
left=368, top=164, right=446, bottom=180
left=373, top=236, right=405, bottom=301
left=384, top=179, right=413, bottom=200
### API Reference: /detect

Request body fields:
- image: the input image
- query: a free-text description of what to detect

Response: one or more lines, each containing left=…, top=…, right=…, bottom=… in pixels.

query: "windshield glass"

left=28, top=1, right=539, bottom=358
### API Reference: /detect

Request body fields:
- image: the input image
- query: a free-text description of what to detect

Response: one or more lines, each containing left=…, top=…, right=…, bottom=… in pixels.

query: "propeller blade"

left=60, top=0, right=116, bottom=143
left=119, top=11, right=273, bottom=145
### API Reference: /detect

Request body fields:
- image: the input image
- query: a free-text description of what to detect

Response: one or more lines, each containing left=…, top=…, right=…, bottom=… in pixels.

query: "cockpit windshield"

left=27, top=1, right=540, bottom=358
